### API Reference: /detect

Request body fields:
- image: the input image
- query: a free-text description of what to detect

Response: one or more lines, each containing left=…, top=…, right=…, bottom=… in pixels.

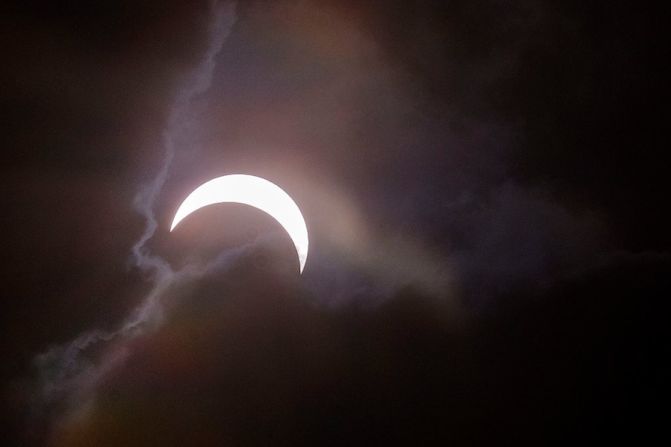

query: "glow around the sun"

left=170, top=174, right=309, bottom=273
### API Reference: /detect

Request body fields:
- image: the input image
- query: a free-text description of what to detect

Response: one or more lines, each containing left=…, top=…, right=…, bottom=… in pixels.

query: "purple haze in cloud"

left=1, top=1, right=664, bottom=444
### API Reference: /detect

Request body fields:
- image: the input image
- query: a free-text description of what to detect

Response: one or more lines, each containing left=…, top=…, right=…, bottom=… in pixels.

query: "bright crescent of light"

left=170, top=174, right=308, bottom=273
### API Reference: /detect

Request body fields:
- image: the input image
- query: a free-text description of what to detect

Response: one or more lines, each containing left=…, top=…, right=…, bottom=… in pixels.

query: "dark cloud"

left=1, top=0, right=666, bottom=445
left=40, top=253, right=670, bottom=446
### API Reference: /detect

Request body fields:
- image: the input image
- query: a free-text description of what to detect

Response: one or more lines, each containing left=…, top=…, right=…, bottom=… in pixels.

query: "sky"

left=1, top=0, right=668, bottom=445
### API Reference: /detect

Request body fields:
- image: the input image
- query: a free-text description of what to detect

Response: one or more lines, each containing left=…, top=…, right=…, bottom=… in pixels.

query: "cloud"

left=45, top=252, right=670, bottom=446
left=5, top=1, right=665, bottom=444
left=29, top=1, right=238, bottom=437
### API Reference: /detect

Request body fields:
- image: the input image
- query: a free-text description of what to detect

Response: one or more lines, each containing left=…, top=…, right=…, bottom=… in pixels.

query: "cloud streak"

left=30, top=1, right=238, bottom=435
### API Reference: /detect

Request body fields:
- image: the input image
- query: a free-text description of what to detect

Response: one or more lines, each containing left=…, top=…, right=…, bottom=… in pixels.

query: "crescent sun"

left=170, top=174, right=309, bottom=274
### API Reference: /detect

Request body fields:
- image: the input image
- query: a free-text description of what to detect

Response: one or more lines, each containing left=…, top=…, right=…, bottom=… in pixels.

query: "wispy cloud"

left=30, top=1, right=238, bottom=434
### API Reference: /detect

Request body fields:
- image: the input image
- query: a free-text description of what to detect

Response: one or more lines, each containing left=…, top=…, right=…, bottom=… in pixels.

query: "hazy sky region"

left=1, top=1, right=667, bottom=445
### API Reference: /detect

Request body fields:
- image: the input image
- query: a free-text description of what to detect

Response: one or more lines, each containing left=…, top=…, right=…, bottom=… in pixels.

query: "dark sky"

left=1, top=1, right=668, bottom=445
